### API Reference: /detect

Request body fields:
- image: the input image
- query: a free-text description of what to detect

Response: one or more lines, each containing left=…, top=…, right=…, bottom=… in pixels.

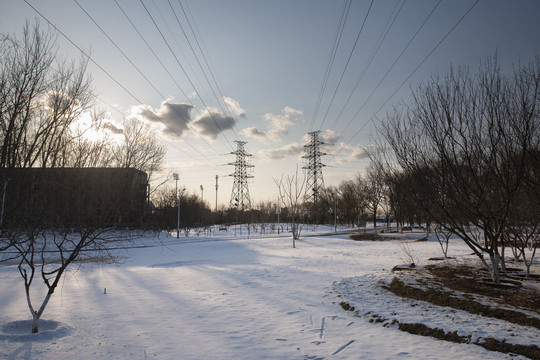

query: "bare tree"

left=318, top=185, right=339, bottom=227
left=379, top=56, right=540, bottom=284
left=338, top=180, right=362, bottom=227
left=113, top=119, right=165, bottom=174
left=112, top=118, right=166, bottom=199
left=432, top=224, right=452, bottom=258
left=362, top=165, right=385, bottom=229
left=1, top=225, right=133, bottom=333
left=0, top=21, right=94, bottom=169
left=274, top=167, right=306, bottom=247
left=62, top=110, right=115, bottom=168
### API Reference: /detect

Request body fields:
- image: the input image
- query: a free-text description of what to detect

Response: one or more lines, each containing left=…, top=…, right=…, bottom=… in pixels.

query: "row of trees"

left=250, top=56, right=539, bottom=285
left=375, top=56, right=540, bottom=284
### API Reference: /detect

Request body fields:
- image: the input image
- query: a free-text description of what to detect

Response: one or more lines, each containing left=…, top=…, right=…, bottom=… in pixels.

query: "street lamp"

left=173, top=173, right=180, bottom=238
left=215, top=175, right=219, bottom=213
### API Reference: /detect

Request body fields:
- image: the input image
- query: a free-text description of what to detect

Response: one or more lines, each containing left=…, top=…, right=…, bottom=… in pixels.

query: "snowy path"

left=0, top=229, right=528, bottom=359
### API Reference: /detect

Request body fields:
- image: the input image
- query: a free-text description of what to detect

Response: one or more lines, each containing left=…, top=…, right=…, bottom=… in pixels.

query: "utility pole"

left=215, top=175, right=219, bottom=212
left=200, top=185, right=204, bottom=202
left=173, top=173, right=180, bottom=238
left=277, top=197, right=280, bottom=235
left=302, top=130, right=326, bottom=205
left=228, top=140, right=254, bottom=210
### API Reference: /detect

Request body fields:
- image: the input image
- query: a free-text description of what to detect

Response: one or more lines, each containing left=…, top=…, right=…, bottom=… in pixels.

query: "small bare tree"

left=274, top=167, right=306, bottom=248
left=363, top=165, right=385, bottom=229
left=433, top=223, right=452, bottom=258
left=1, top=226, right=132, bottom=333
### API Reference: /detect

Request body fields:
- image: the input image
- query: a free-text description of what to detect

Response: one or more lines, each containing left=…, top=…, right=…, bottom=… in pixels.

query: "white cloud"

left=223, top=96, right=246, bottom=118
left=258, top=142, right=304, bottom=160
left=103, top=121, right=123, bottom=134
left=321, top=129, right=340, bottom=146
left=334, top=142, right=369, bottom=163
left=241, top=126, right=267, bottom=140
left=242, top=106, right=303, bottom=142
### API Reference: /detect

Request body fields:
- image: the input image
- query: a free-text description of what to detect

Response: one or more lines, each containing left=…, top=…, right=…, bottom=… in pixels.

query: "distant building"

left=0, top=168, right=147, bottom=227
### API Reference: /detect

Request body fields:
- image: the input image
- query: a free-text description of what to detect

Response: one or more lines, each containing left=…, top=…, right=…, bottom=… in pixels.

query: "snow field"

left=0, top=227, right=535, bottom=359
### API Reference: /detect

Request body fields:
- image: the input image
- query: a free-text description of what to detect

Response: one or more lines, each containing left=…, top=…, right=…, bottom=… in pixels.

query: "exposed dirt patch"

left=382, top=262, right=540, bottom=359
left=349, top=233, right=382, bottom=241
left=385, top=276, right=540, bottom=330
left=337, top=259, right=540, bottom=359
left=424, top=263, right=540, bottom=313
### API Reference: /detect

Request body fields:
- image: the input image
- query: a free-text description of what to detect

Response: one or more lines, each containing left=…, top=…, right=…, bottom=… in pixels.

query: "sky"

left=1, top=0, right=540, bottom=208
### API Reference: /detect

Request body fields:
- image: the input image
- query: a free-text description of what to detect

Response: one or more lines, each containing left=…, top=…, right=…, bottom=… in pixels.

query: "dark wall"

left=0, top=168, right=147, bottom=227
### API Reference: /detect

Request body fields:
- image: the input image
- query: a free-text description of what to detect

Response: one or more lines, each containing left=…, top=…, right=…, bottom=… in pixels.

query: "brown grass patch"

left=349, top=233, right=381, bottom=241
left=425, top=264, right=540, bottom=312
left=385, top=277, right=540, bottom=330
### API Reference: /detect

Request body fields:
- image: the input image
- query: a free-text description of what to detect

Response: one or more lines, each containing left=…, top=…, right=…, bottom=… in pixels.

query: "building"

left=0, top=168, right=147, bottom=227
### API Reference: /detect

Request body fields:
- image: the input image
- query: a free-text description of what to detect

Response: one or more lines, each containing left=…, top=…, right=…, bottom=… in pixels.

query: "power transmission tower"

left=302, top=131, right=326, bottom=205
left=229, top=140, right=254, bottom=210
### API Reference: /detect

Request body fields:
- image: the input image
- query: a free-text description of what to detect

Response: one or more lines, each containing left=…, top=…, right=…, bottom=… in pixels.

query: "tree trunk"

left=32, top=312, right=39, bottom=333
left=489, top=253, right=501, bottom=285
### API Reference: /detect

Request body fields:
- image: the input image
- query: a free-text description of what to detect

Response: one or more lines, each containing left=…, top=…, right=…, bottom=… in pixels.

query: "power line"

left=113, top=0, right=190, bottom=101
left=139, top=0, right=235, bottom=151
left=167, top=0, right=241, bottom=140
left=176, top=0, right=245, bottom=140
left=325, top=0, right=406, bottom=133
left=23, top=0, right=222, bottom=169
left=111, top=0, right=233, bottom=158
left=75, top=0, right=228, bottom=160
left=309, top=0, right=352, bottom=132
left=336, top=0, right=442, bottom=139
left=316, top=0, right=375, bottom=131
left=339, top=0, right=481, bottom=154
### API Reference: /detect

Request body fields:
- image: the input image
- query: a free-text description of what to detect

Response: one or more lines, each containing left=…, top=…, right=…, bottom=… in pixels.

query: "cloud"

left=335, top=142, right=369, bottom=163
left=242, top=106, right=303, bottom=142
left=131, top=100, right=194, bottom=139
left=258, top=142, right=304, bottom=160
left=128, top=98, right=244, bottom=141
left=192, top=111, right=236, bottom=140
left=241, top=126, right=267, bottom=140
left=223, top=96, right=246, bottom=118
left=321, top=129, right=340, bottom=146
left=102, top=121, right=123, bottom=134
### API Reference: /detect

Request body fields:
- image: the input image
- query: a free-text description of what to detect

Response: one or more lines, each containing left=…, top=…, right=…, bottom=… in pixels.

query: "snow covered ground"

left=0, top=225, right=538, bottom=359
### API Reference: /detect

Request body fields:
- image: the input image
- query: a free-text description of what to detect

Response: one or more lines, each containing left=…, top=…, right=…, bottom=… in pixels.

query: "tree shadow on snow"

left=0, top=319, right=73, bottom=343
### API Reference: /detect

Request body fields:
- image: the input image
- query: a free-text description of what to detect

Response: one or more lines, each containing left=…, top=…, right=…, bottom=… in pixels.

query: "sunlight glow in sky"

left=2, top=0, right=539, bottom=206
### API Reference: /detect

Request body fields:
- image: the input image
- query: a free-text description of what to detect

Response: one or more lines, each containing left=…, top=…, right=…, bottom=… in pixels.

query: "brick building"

left=0, top=168, right=147, bottom=227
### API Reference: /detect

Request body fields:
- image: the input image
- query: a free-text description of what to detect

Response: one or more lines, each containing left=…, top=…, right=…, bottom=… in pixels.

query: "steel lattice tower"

left=229, top=140, right=254, bottom=210
left=302, top=131, right=326, bottom=204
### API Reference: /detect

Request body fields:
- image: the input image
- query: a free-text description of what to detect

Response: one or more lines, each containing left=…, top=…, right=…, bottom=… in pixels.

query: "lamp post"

left=215, top=175, right=219, bottom=213
left=200, top=185, right=204, bottom=202
left=173, top=173, right=179, bottom=238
